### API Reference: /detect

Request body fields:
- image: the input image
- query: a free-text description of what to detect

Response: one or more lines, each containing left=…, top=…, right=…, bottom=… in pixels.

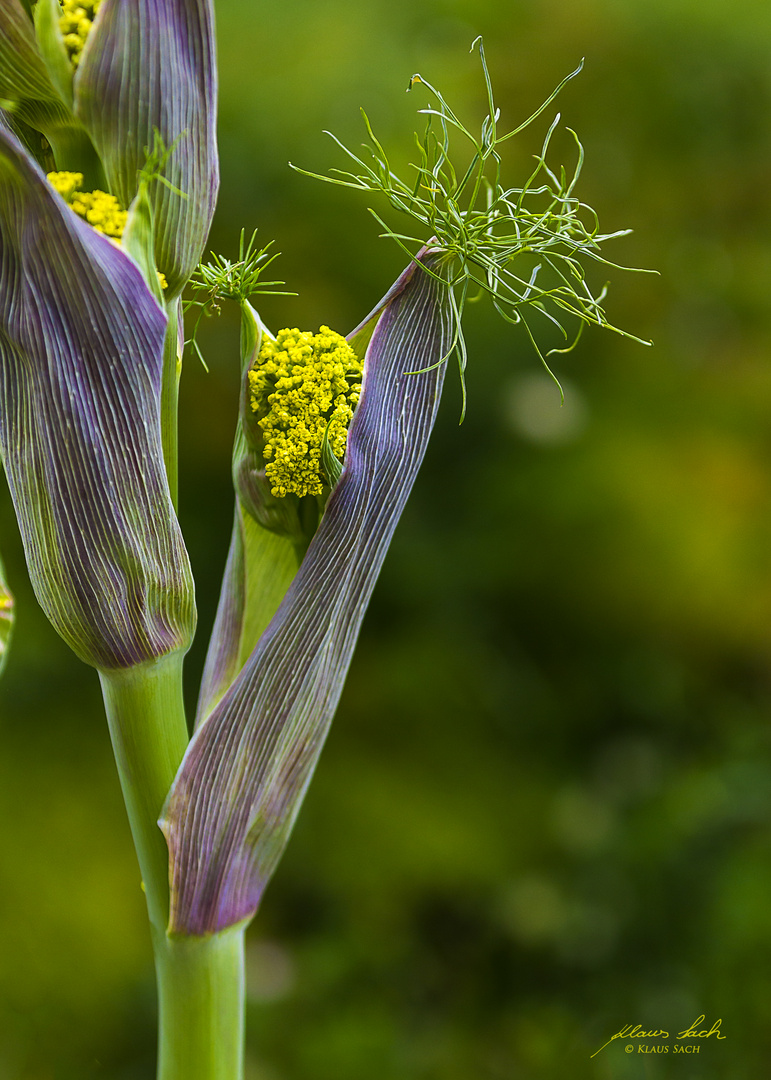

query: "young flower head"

left=59, top=0, right=101, bottom=68
left=48, top=168, right=169, bottom=289
left=47, top=169, right=126, bottom=237
left=249, top=326, right=362, bottom=498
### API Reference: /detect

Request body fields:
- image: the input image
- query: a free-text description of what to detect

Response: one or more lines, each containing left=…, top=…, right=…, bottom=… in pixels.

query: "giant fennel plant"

left=0, top=2, right=643, bottom=1077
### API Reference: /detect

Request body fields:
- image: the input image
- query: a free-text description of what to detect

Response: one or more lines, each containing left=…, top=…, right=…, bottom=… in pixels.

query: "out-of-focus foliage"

left=2, top=0, right=771, bottom=1076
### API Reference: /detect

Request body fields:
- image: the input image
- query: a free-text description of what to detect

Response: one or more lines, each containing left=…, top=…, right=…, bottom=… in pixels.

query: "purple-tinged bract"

left=0, top=123, right=195, bottom=670
left=162, top=254, right=451, bottom=934
left=74, top=0, right=219, bottom=296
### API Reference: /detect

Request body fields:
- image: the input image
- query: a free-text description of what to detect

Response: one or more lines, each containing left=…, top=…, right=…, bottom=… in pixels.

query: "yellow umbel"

left=59, top=0, right=102, bottom=68
left=47, top=171, right=127, bottom=239
left=47, top=172, right=168, bottom=290
left=249, top=326, right=363, bottom=499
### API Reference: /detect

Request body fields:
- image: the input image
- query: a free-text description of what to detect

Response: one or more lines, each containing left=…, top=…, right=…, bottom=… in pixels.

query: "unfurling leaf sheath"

left=0, top=123, right=195, bottom=670
left=74, top=0, right=219, bottom=295
left=163, top=252, right=452, bottom=935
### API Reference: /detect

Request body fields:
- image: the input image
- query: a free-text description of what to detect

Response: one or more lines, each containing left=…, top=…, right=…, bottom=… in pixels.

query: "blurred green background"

left=2, top=0, right=771, bottom=1076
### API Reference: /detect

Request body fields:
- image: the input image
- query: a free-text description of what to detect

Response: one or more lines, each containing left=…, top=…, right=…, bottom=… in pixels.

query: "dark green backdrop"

left=2, top=0, right=771, bottom=1077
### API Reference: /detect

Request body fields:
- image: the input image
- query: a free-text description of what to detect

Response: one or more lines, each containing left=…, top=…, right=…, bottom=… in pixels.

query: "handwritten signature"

left=591, top=1016, right=726, bottom=1058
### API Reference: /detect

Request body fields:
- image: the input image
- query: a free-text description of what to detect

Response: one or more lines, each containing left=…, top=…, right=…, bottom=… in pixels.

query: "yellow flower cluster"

left=47, top=171, right=126, bottom=238
left=249, top=326, right=363, bottom=499
left=59, top=0, right=101, bottom=68
left=47, top=172, right=168, bottom=290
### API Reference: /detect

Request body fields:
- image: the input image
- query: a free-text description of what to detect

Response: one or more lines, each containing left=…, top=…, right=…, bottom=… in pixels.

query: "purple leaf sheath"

left=75, top=0, right=218, bottom=295
left=0, top=122, right=195, bottom=670
left=162, top=254, right=452, bottom=935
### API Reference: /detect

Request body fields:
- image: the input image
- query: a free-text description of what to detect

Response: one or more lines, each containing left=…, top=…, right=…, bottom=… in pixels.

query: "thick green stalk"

left=156, top=930, right=246, bottom=1080
left=99, top=655, right=189, bottom=933
left=100, top=655, right=246, bottom=1080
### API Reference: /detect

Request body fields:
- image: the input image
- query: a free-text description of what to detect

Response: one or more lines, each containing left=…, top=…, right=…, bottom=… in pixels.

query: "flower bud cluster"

left=47, top=172, right=168, bottom=288
left=249, top=327, right=362, bottom=498
left=47, top=171, right=126, bottom=238
left=59, top=0, right=102, bottom=68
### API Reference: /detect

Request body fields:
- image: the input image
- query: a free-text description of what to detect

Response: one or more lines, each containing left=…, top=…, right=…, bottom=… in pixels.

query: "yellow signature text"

left=591, top=1016, right=726, bottom=1058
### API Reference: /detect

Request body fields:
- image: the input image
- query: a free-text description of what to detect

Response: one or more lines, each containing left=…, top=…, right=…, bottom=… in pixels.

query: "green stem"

left=156, top=930, right=246, bottom=1080
left=99, top=655, right=246, bottom=1080
left=162, top=301, right=182, bottom=510
left=99, top=655, right=189, bottom=934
